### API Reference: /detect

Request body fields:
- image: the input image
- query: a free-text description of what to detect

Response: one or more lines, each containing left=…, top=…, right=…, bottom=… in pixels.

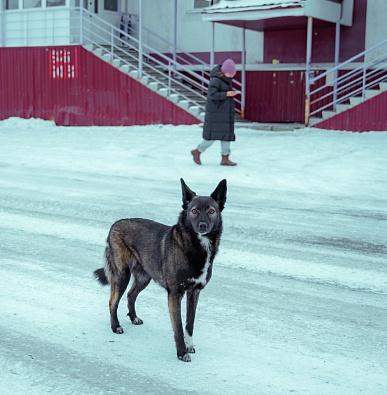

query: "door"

left=87, top=0, right=98, bottom=14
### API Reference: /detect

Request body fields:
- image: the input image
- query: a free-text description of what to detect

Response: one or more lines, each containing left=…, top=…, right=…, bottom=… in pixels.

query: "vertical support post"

left=168, top=60, right=172, bottom=96
left=361, top=61, right=367, bottom=101
left=241, top=28, right=246, bottom=120
left=110, top=20, right=114, bottom=58
left=1, top=1, right=5, bottom=47
left=210, top=22, right=215, bottom=69
left=138, top=0, right=143, bottom=78
left=80, top=4, right=83, bottom=44
left=173, top=0, right=177, bottom=73
left=333, top=20, right=340, bottom=111
left=305, top=16, right=313, bottom=126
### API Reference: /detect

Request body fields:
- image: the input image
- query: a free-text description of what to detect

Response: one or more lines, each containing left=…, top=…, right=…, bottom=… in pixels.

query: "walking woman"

left=191, top=59, right=239, bottom=166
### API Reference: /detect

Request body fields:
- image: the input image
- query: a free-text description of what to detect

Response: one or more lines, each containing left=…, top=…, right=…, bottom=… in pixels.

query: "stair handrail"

left=306, top=37, right=387, bottom=125
left=81, top=9, right=210, bottom=111
left=119, top=12, right=244, bottom=90
left=118, top=12, right=243, bottom=112
left=120, top=13, right=212, bottom=80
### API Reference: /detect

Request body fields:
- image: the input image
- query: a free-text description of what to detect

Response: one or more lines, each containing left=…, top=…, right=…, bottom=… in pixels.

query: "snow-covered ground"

left=0, top=117, right=386, bottom=395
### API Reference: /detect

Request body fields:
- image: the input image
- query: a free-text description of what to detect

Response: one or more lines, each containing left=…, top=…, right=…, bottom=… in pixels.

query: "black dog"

left=94, top=178, right=227, bottom=362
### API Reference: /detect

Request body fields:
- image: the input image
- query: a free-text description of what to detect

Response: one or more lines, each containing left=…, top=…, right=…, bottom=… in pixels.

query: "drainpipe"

left=241, top=28, right=246, bottom=120
left=305, top=16, right=313, bottom=127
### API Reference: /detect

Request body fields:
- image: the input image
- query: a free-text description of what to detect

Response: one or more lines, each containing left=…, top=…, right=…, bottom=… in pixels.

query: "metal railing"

left=120, top=13, right=212, bottom=89
left=0, top=6, right=243, bottom=117
left=306, top=37, right=387, bottom=125
left=89, top=10, right=243, bottom=115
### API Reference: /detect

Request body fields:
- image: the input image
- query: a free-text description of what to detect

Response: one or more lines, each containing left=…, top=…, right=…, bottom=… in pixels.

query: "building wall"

left=365, top=0, right=387, bottom=49
left=263, top=0, right=368, bottom=64
left=0, top=45, right=199, bottom=126
left=127, top=0, right=263, bottom=65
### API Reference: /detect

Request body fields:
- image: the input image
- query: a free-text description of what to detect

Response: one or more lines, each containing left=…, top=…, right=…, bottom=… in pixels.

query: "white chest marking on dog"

left=190, top=235, right=212, bottom=287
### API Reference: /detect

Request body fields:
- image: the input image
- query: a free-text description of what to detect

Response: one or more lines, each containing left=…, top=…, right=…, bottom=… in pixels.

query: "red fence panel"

left=0, top=46, right=199, bottom=126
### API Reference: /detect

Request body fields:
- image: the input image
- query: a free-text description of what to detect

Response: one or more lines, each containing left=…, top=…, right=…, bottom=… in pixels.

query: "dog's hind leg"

left=106, top=228, right=134, bottom=334
left=185, top=289, right=201, bottom=354
left=109, top=269, right=130, bottom=334
left=127, top=271, right=151, bottom=325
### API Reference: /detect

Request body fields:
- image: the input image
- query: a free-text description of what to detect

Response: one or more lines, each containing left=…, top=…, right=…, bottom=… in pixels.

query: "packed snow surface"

left=0, top=118, right=386, bottom=394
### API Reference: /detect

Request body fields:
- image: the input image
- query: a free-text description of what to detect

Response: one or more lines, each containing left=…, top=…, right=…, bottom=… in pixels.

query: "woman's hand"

left=227, top=91, right=239, bottom=97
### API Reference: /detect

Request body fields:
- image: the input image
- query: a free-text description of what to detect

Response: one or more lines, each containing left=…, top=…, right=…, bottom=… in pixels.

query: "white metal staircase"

left=79, top=9, right=242, bottom=122
left=306, top=38, right=387, bottom=127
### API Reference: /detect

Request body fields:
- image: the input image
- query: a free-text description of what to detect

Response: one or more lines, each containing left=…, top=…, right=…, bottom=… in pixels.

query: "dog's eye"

left=208, top=209, right=215, bottom=214
left=191, top=209, right=198, bottom=214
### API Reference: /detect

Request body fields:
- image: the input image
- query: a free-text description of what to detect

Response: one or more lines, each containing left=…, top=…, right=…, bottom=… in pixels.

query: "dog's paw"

left=131, top=317, right=143, bottom=325
left=112, top=325, right=124, bottom=334
left=178, top=352, right=191, bottom=362
left=184, top=332, right=195, bottom=353
left=186, top=346, right=196, bottom=354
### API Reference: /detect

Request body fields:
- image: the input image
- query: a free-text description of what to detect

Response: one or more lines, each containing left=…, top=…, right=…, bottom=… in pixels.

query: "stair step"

left=350, top=97, right=363, bottom=106
left=322, top=110, right=337, bottom=119
left=119, top=64, right=130, bottom=73
left=129, top=70, right=139, bottom=79
left=170, top=93, right=179, bottom=103
left=148, top=81, right=158, bottom=91
left=93, top=48, right=103, bottom=57
left=158, top=87, right=170, bottom=97
left=309, top=117, right=322, bottom=126
left=112, top=59, right=120, bottom=68
left=140, top=75, right=150, bottom=84
left=365, top=89, right=380, bottom=99
left=188, top=106, right=200, bottom=116
left=335, top=104, right=351, bottom=113
left=198, top=112, right=205, bottom=122
left=83, top=44, right=94, bottom=52
left=178, top=100, right=190, bottom=109
left=379, top=82, right=387, bottom=91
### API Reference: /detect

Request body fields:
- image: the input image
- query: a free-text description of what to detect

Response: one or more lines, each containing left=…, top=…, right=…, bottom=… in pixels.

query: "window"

left=23, top=0, right=41, bottom=8
left=74, top=0, right=87, bottom=8
left=6, top=0, right=19, bottom=9
left=47, top=0, right=66, bottom=6
left=194, top=0, right=220, bottom=8
left=104, top=0, right=117, bottom=12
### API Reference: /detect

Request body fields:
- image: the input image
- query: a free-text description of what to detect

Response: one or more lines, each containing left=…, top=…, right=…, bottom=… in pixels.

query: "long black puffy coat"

left=202, top=65, right=235, bottom=142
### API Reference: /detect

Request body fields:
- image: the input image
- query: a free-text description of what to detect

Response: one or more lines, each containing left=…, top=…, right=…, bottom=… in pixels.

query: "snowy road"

left=0, top=118, right=386, bottom=394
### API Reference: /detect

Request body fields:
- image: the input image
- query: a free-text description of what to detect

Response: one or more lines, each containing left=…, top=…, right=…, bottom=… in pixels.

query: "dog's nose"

left=198, top=222, right=208, bottom=232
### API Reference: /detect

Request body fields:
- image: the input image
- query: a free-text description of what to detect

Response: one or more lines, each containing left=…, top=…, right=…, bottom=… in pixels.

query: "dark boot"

left=221, top=155, right=237, bottom=166
left=191, top=149, right=202, bottom=165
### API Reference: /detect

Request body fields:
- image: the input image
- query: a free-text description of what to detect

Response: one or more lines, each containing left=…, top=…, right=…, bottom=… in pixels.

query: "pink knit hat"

left=221, top=59, right=236, bottom=75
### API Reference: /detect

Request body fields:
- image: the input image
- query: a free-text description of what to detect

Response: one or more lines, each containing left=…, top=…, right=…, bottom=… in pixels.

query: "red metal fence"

left=0, top=45, right=200, bottom=126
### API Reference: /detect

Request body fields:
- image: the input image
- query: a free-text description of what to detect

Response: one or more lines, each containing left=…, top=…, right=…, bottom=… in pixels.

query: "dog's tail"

left=93, top=268, right=109, bottom=285
left=94, top=240, right=113, bottom=286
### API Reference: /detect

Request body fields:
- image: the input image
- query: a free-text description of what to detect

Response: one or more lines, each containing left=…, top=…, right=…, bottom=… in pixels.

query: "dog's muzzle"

left=197, top=222, right=208, bottom=233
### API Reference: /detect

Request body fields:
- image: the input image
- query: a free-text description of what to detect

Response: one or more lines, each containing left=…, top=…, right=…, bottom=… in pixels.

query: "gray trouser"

left=197, top=140, right=231, bottom=155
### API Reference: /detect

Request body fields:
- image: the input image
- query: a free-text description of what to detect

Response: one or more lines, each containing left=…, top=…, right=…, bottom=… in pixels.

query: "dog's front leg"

left=185, top=289, right=200, bottom=354
left=168, top=291, right=190, bottom=362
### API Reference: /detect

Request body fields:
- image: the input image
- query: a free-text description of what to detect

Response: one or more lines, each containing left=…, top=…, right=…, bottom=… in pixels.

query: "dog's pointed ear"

left=181, top=178, right=196, bottom=210
left=211, top=179, right=227, bottom=212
